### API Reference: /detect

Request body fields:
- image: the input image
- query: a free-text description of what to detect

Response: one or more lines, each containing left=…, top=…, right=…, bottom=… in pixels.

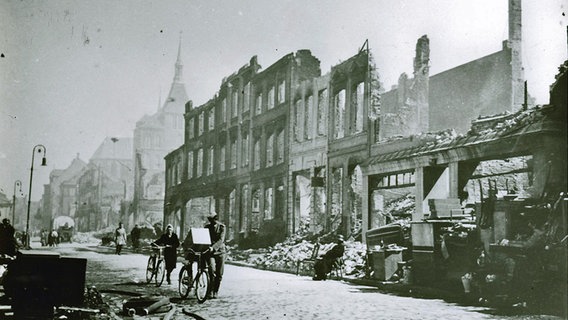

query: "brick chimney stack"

left=414, top=35, right=430, bottom=134
left=509, top=0, right=524, bottom=111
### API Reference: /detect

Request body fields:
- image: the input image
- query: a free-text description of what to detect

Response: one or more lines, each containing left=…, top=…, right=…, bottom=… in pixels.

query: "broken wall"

left=379, top=35, right=430, bottom=140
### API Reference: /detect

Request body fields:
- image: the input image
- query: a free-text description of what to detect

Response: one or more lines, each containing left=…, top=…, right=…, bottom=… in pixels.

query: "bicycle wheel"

left=194, top=270, right=210, bottom=303
left=146, top=256, right=155, bottom=283
left=155, top=259, right=165, bottom=287
left=178, top=265, right=193, bottom=298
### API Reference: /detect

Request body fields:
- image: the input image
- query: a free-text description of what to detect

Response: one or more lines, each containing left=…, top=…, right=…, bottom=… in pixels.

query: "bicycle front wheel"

left=195, top=270, right=210, bottom=303
left=155, top=259, right=165, bottom=287
left=146, top=256, right=155, bottom=283
left=178, top=265, right=193, bottom=298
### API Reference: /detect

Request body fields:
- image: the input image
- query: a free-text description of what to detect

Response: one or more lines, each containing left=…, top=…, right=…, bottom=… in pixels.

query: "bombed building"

left=164, top=0, right=564, bottom=251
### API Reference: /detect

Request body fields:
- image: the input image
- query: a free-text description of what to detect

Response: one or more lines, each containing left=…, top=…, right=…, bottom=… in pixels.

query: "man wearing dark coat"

left=153, top=224, right=180, bottom=284
left=313, top=235, right=345, bottom=280
left=205, top=212, right=226, bottom=298
left=0, top=218, right=16, bottom=256
left=130, top=224, right=141, bottom=252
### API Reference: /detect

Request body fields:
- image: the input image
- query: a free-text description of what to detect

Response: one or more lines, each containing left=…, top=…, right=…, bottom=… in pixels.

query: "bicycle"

left=178, top=247, right=211, bottom=303
left=146, top=243, right=166, bottom=287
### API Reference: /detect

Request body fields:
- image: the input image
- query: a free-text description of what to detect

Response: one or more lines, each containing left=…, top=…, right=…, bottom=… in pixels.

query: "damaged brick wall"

left=379, top=35, right=430, bottom=140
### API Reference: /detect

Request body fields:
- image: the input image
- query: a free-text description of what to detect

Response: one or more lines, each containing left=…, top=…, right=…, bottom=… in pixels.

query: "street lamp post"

left=12, top=180, right=23, bottom=225
left=26, top=144, right=47, bottom=248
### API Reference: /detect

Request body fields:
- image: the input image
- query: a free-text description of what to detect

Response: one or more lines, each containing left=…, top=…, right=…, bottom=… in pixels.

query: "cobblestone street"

left=49, top=243, right=562, bottom=319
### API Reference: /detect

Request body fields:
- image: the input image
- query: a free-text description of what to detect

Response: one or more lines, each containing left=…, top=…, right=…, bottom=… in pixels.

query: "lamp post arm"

left=25, top=144, right=46, bottom=248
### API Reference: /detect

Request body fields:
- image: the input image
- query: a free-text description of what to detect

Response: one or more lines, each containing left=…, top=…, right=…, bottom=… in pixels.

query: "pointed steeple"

left=157, top=89, right=162, bottom=112
left=173, top=31, right=183, bottom=83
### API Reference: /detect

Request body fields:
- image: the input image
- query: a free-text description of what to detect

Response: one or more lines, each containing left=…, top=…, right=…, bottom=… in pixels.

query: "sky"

left=0, top=0, right=566, bottom=200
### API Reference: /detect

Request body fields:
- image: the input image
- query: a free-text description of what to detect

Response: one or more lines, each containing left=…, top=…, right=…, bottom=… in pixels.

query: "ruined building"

left=164, top=0, right=551, bottom=246
left=165, top=51, right=321, bottom=244
left=41, top=154, right=87, bottom=231
left=76, top=137, right=133, bottom=231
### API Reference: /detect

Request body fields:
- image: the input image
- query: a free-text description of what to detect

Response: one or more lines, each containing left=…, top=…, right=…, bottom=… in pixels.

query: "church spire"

left=157, top=89, right=162, bottom=111
left=173, top=31, right=183, bottom=83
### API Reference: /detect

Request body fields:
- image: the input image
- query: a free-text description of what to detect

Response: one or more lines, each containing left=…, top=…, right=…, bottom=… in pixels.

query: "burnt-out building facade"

left=164, top=51, right=321, bottom=244
left=165, top=0, right=551, bottom=247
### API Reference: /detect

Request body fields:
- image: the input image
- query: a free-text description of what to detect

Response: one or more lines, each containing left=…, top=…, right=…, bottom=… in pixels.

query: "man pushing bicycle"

left=204, top=212, right=226, bottom=299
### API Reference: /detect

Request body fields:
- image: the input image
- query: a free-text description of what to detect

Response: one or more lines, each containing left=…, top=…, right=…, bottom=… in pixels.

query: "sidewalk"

left=225, top=259, right=468, bottom=304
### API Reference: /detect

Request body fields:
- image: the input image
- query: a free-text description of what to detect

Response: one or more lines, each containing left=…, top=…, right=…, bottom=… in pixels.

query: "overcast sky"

left=1, top=0, right=566, bottom=200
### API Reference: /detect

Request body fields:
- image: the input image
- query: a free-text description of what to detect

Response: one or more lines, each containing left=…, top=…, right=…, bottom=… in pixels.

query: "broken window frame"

left=278, top=79, right=286, bottom=104
left=198, top=112, right=204, bottom=135
left=305, top=94, right=313, bottom=140
left=220, top=144, right=226, bottom=172
left=230, top=139, right=237, bottom=169
left=177, top=158, right=182, bottom=184
left=353, top=82, right=364, bottom=134
left=242, top=132, right=249, bottom=167
left=231, top=89, right=238, bottom=119
left=208, top=146, right=214, bottom=176
left=187, top=150, right=193, bottom=179
left=317, top=89, right=328, bottom=136
left=208, top=108, right=215, bottom=130
left=188, top=118, right=194, bottom=139
left=264, top=187, right=274, bottom=220
left=295, top=99, right=304, bottom=142
left=196, top=148, right=203, bottom=177
left=243, top=82, right=251, bottom=113
left=253, top=139, right=261, bottom=170
left=251, top=188, right=261, bottom=229
left=276, top=129, right=284, bottom=164
left=255, top=92, right=263, bottom=115
left=240, top=184, right=249, bottom=232
left=266, top=133, right=274, bottom=167
left=376, top=170, right=416, bottom=189
left=334, top=89, right=346, bottom=139
left=222, top=98, right=227, bottom=123
left=267, top=86, right=275, bottom=110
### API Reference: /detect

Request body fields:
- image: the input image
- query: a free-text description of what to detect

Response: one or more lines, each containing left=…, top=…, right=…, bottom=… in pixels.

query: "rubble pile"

left=227, top=194, right=418, bottom=277
left=72, top=232, right=101, bottom=244
left=341, top=241, right=367, bottom=277
left=228, top=239, right=368, bottom=277
left=385, top=193, right=415, bottom=218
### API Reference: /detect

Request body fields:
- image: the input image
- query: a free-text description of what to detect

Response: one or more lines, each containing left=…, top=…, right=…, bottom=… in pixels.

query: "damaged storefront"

left=361, top=64, right=567, bottom=311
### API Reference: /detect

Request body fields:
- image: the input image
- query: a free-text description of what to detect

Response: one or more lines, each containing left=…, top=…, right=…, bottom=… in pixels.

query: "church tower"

left=131, top=33, right=189, bottom=229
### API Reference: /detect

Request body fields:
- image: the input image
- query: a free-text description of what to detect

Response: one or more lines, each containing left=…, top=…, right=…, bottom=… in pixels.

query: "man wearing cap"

left=313, top=235, right=345, bottom=280
left=205, top=212, right=225, bottom=298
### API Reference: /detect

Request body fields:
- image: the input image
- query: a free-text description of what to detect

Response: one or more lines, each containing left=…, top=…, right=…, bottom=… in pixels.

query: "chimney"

left=414, top=35, right=430, bottom=134
left=509, top=0, right=524, bottom=111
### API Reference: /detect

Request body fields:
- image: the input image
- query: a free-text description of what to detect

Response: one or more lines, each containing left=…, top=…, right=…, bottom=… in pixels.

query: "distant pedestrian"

left=130, top=224, right=141, bottom=252
left=114, top=222, right=127, bottom=255
left=205, top=212, right=226, bottom=298
left=152, top=224, right=180, bottom=284
left=41, top=229, right=48, bottom=246
left=50, top=230, right=59, bottom=247
left=0, top=218, right=17, bottom=256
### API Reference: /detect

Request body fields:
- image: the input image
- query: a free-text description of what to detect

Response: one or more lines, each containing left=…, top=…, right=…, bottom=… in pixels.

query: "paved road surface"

left=46, top=243, right=561, bottom=320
